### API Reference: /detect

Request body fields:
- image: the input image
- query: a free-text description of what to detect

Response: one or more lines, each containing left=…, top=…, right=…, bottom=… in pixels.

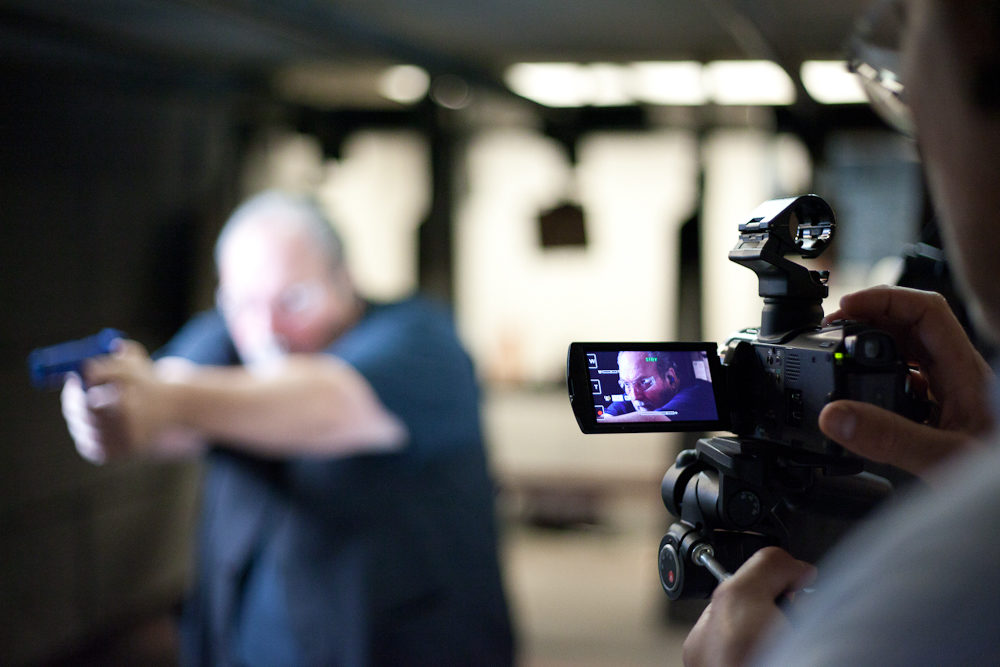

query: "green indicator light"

left=834, top=352, right=845, bottom=361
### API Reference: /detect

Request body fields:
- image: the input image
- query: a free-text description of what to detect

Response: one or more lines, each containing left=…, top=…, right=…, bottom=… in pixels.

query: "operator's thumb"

left=819, top=399, right=974, bottom=478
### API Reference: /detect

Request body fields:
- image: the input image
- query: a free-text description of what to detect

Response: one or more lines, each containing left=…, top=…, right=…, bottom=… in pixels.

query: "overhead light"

left=504, top=63, right=596, bottom=107
left=275, top=62, right=407, bottom=108
left=378, top=65, right=430, bottom=104
left=431, top=74, right=472, bottom=109
left=801, top=60, right=868, bottom=104
left=588, top=63, right=632, bottom=107
left=630, top=61, right=707, bottom=105
left=703, top=60, right=796, bottom=105
left=505, top=62, right=646, bottom=107
left=505, top=59, right=796, bottom=108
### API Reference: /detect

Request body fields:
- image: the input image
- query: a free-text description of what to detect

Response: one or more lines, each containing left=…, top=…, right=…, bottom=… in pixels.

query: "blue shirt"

left=163, top=296, right=513, bottom=666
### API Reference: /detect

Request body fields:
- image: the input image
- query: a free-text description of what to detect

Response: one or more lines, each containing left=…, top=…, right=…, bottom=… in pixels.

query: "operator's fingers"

left=823, top=286, right=993, bottom=429
left=823, top=286, right=958, bottom=339
left=823, top=287, right=985, bottom=375
left=683, top=547, right=815, bottom=667
left=819, top=399, right=981, bottom=477
left=717, top=546, right=816, bottom=601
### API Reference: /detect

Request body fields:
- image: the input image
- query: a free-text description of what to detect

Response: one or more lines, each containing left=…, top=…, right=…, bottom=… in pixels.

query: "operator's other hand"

left=60, top=339, right=167, bottom=463
left=683, top=547, right=815, bottom=667
left=819, top=286, right=994, bottom=478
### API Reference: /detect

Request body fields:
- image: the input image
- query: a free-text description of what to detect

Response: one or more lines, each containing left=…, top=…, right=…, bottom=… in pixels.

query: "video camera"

left=567, top=195, right=925, bottom=599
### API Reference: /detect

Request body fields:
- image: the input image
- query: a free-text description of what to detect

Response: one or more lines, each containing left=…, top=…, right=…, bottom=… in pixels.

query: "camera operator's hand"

left=820, top=286, right=994, bottom=478
left=60, top=340, right=189, bottom=463
left=683, top=546, right=815, bottom=667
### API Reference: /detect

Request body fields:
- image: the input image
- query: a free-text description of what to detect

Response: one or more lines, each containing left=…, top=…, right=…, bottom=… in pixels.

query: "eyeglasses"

left=847, top=0, right=915, bottom=138
left=619, top=376, right=657, bottom=395
left=216, top=281, right=326, bottom=320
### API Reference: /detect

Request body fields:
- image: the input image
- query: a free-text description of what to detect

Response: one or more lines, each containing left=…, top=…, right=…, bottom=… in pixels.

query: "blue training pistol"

left=28, top=328, right=126, bottom=389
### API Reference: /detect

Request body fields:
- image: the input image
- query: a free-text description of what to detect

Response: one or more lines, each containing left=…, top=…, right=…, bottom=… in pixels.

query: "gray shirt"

left=754, top=368, right=1000, bottom=665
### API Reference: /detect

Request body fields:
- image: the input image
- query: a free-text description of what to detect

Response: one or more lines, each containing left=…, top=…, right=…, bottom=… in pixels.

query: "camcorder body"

left=721, top=321, right=917, bottom=457
left=567, top=195, right=925, bottom=599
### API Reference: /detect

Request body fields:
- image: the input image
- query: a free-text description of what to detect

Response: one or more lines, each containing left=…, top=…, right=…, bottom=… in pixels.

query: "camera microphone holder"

left=729, top=195, right=835, bottom=341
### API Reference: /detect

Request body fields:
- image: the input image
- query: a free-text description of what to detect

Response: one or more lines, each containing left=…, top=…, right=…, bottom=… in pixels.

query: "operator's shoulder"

left=756, top=441, right=1000, bottom=665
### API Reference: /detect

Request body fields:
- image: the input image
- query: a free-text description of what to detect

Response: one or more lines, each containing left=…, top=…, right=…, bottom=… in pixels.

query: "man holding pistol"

left=60, top=191, right=514, bottom=666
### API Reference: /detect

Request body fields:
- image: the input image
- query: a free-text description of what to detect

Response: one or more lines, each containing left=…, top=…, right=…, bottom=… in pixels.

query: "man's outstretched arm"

left=62, top=339, right=406, bottom=463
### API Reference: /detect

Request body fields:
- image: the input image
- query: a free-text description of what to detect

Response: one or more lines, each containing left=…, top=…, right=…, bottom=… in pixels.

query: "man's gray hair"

left=214, top=190, right=345, bottom=270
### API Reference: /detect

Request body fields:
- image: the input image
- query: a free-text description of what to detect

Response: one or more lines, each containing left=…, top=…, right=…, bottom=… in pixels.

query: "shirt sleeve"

left=662, top=380, right=718, bottom=420
left=154, top=309, right=239, bottom=366
left=752, top=441, right=1000, bottom=666
left=604, top=401, right=631, bottom=416
left=281, top=298, right=490, bottom=532
left=328, top=298, right=482, bottom=460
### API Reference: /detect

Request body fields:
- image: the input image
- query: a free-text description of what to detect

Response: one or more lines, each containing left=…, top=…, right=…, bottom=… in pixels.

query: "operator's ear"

left=664, top=367, right=680, bottom=387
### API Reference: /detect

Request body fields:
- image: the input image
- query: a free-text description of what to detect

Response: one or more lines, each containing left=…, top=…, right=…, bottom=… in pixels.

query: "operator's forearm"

left=156, top=354, right=407, bottom=457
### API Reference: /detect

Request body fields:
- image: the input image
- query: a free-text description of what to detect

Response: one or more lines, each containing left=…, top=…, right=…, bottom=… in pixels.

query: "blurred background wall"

left=0, top=52, right=252, bottom=664
left=0, top=2, right=931, bottom=664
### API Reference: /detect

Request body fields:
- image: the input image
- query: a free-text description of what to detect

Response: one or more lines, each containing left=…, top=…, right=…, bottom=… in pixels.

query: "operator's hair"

left=942, top=0, right=1000, bottom=110
left=214, top=190, right=345, bottom=271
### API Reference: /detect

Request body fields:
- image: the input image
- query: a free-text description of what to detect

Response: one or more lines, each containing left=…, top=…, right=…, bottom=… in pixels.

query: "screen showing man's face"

left=583, top=348, right=719, bottom=424
left=616, top=351, right=677, bottom=411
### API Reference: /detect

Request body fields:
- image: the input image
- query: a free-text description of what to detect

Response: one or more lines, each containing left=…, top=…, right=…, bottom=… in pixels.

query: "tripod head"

left=658, top=436, right=892, bottom=599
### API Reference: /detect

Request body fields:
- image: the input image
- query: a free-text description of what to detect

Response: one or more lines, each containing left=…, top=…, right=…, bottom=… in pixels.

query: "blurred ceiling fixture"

left=800, top=60, right=868, bottom=104
left=505, top=60, right=799, bottom=108
left=630, top=61, right=707, bottom=105
left=430, top=74, right=471, bottom=109
left=504, top=63, right=595, bottom=108
left=378, top=64, right=431, bottom=104
left=701, top=60, right=795, bottom=105
left=273, top=62, right=431, bottom=108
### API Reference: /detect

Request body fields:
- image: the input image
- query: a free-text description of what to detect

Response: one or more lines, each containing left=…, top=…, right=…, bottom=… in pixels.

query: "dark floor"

left=503, top=493, right=701, bottom=667
left=40, top=614, right=180, bottom=667
left=45, top=500, right=698, bottom=667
